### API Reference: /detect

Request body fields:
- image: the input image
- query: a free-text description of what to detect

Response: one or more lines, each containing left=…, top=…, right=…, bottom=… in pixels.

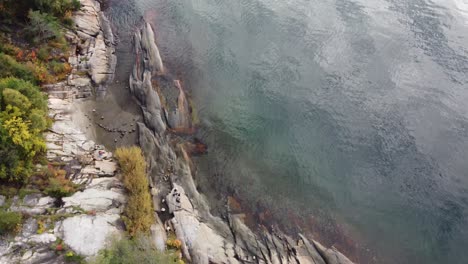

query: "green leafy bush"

left=0, top=76, right=47, bottom=115
left=37, top=46, right=50, bottom=61
left=0, top=210, right=23, bottom=235
left=49, top=60, right=72, bottom=80
left=0, top=77, right=48, bottom=182
left=44, top=170, right=76, bottom=198
left=33, top=0, right=81, bottom=18
left=64, top=250, right=85, bottom=263
left=30, top=166, right=77, bottom=198
left=0, top=0, right=81, bottom=22
left=115, top=147, right=154, bottom=237
left=91, top=235, right=182, bottom=264
left=0, top=53, right=37, bottom=84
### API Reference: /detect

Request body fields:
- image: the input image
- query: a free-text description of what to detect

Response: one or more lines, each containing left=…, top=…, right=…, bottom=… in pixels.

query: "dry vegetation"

left=114, top=146, right=154, bottom=237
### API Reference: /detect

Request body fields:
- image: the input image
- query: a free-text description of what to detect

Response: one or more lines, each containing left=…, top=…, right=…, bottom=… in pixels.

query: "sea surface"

left=106, top=0, right=468, bottom=263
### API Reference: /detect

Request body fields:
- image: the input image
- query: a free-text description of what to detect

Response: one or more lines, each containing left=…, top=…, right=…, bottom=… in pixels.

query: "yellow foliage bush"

left=115, top=146, right=154, bottom=237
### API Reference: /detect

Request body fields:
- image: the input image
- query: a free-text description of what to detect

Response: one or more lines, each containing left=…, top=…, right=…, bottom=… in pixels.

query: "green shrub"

left=49, top=60, right=64, bottom=73
left=91, top=235, right=182, bottom=264
left=32, top=167, right=77, bottom=198
left=64, top=250, right=85, bottom=263
left=37, top=46, right=50, bottom=61
left=0, top=0, right=81, bottom=21
left=0, top=77, right=48, bottom=111
left=0, top=53, right=37, bottom=84
left=0, top=210, right=23, bottom=235
left=44, top=177, right=76, bottom=198
left=0, top=42, right=21, bottom=56
left=49, top=60, right=72, bottom=80
left=0, top=77, right=48, bottom=182
left=33, top=0, right=81, bottom=18
left=0, top=186, right=18, bottom=198
left=115, top=147, right=154, bottom=237
left=26, top=10, right=63, bottom=44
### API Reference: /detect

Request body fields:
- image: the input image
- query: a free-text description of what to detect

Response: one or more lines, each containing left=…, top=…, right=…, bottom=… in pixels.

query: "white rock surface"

left=57, top=214, right=122, bottom=256
left=28, top=234, right=57, bottom=244
left=73, top=0, right=101, bottom=37
left=62, top=177, right=125, bottom=212
left=0, top=1, right=125, bottom=263
left=166, top=184, right=240, bottom=264
left=0, top=195, right=5, bottom=207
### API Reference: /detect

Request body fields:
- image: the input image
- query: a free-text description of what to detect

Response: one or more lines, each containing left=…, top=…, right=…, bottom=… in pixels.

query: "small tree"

left=26, top=10, right=62, bottom=44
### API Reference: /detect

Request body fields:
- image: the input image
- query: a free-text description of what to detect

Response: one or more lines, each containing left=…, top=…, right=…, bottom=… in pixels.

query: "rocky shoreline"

left=1, top=1, right=124, bottom=263
left=129, top=22, right=355, bottom=264
left=1, top=0, right=356, bottom=263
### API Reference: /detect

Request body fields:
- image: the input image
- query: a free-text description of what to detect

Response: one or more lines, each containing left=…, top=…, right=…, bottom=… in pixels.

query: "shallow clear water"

left=107, top=0, right=468, bottom=263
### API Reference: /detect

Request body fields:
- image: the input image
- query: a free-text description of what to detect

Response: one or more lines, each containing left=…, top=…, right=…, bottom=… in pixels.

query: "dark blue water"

left=107, top=0, right=468, bottom=263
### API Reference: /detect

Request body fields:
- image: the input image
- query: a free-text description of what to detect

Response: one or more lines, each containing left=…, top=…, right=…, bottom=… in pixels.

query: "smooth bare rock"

left=94, top=160, right=118, bottom=175
left=129, top=69, right=166, bottom=134
left=1, top=244, right=66, bottom=264
left=28, top=234, right=57, bottom=244
left=37, top=196, right=56, bottom=207
left=74, top=0, right=101, bottom=37
left=0, top=195, right=5, bottom=207
left=0, top=240, right=9, bottom=256
left=130, top=24, right=169, bottom=134
left=151, top=216, right=167, bottom=252
left=23, top=246, right=64, bottom=264
left=88, top=33, right=115, bottom=84
left=81, top=160, right=118, bottom=176
left=62, top=178, right=125, bottom=212
left=137, top=123, right=175, bottom=186
left=22, top=194, right=45, bottom=207
left=99, top=12, right=114, bottom=45
left=312, top=240, right=355, bottom=264
left=142, top=71, right=167, bottom=133
left=78, top=154, right=94, bottom=165
left=166, top=184, right=240, bottom=264
left=9, top=206, right=44, bottom=215
left=22, top=218, right=39, bottom=237
left=140, top=22, right=164, bottom=73
left=73, top=0, right=116, bottom=85
left=10, top=195, right=55, bottom=215
left=56, top=214, right=122, bottom=256
left=68, top=77, right=91, bottom=87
